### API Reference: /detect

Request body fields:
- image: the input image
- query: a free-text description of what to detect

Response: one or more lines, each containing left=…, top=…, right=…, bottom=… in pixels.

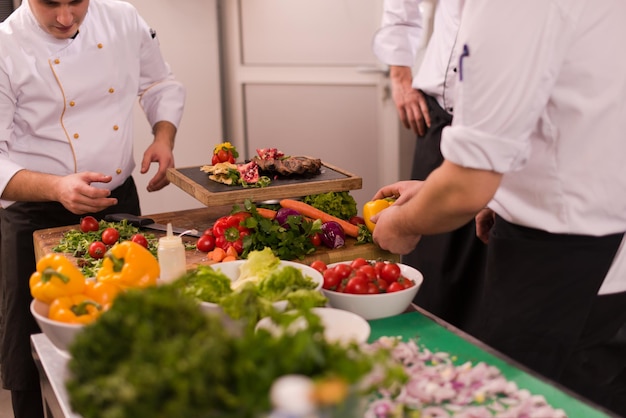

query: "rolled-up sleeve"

left=441, top=0, right=569, bottom=173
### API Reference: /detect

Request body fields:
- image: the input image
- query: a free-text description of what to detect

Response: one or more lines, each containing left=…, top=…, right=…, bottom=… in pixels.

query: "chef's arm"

left=372, top=161, right=501, bottom=254
left=1, top=170, right=117, bottom=214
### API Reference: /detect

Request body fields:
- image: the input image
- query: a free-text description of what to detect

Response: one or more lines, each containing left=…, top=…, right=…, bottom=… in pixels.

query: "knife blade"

left=104, top=213, right=202, bottom=238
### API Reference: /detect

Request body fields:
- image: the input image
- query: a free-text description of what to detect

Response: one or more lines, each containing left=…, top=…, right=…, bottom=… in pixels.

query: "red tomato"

left=203, top=227, right=214, bottom=236
left=333, top=263, right=353, bottom=280
left=398, top=276, right=415, bottom=289
left=373, top=261, right=386, bottom=277
left=217, top=149, right=230, bottom=163
left=88, top=241, right=106, bottom=259
left=310, top=260, right=327, bottom=273
left=101, top=227, right=120, bottom=245
left=380, top=262, right=402, bottom=284
left=323, top=268, right=341, bottom=290
left=376, top=278, right=389, bottom=292
left=309, top=232, right=323, bottom=247
left=367, top=283, right=381, bottom=294
left=211, top=154, right=220, bottom=165
left=357, top=264, right=376, bottom=280
left=80, top=216, right=99, bottom=233
left=350, top=258, right=369, bottom=269
left=130, top=233, right=149, bottom=248
left=345, top=276, right=368, bottom=294
left=388, top=282, right=405, bottom=293
left=196, top=234, right=216, bottom=252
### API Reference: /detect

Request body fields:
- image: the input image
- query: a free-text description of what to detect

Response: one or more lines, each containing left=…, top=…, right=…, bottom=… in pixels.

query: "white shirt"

left=441, top=0, right=626, bottom=294
left=0, top=0, right=185, bottom=208
left=372, top=0, right=463, bottom=113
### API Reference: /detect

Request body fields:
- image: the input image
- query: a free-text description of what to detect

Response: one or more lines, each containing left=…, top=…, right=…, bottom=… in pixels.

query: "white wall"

left=126, top=0, right=223, bottom=215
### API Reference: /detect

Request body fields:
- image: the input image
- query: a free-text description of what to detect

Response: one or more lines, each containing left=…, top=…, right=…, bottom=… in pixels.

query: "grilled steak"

left=252, top=156, right=322, bottom=176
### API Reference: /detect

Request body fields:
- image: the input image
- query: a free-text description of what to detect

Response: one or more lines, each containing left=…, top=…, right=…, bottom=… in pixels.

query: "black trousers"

left=403, top=93, right=488, bottom=333
left=477, top=215, right=626, bottom=416
left=0, top=176, right=140, bottom=417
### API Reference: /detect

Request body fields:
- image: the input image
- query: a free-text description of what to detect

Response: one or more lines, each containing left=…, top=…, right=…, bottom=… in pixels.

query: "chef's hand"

left=142, top=121, right=177, bottom=192
left=390, top=66, right=431, bottom=136
left=475, top=208, right=495, bottom=244
left=371, top=203, right=422, bottom=254
left=372, top=180, right=424, bottom=205
left=57, top=172, right=118, bottom=215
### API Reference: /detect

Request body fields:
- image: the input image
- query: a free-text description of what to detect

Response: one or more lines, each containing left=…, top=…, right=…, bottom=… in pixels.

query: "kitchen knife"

left=104, top=213, right=202, bottom=238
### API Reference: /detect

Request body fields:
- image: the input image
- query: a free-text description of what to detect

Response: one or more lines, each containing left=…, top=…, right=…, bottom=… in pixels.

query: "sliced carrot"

left=209, top=247, right=226, bottom=262
left=255, top=207, right=277, bottom=220
left=221, top=255, right=238, bottom=262
left=279, top=199, right=360, bottom=238
left=225, top=246, right=239, bottom=259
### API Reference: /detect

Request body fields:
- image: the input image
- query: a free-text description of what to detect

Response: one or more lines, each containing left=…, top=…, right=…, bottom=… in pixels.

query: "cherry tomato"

left=310, top=260, right=327, bottom=273
left=101, top=227, right=120, bottom=245
left=358, top=264, right=376, bottom=280
left=398, top=276, right=415, bottom=289
left=367, top=283, right=381, bottom=294
left=373, top=261, right=386, bottom=277
left=211, top=154, right=220, bottom=165
left=333, top=263, right=353, bottom=280
left=345, top=276, right=368, bottom=294
left=217, top=149, right=230, bottom=163
left=80, top=216, right=99, bottom=233
left=130, top=233, right=149, bottom=248
left=388, top=281, right=405, bottom=293
left=88, top=241, right=106, bottom=259
left=309, top=232, right=323, bottom=246
left=350, top=258, right=369, bottom=269
left=349, top=216, right=365, bottom=226
left=196, top=234, right=216, bottom=252
left=322, top=268, right=341, bottom=290
left=376, top=278, right=389, bottom=292
left=203, top=228, right=214, bottom=236
left=380, top=262, right=402, bottom=284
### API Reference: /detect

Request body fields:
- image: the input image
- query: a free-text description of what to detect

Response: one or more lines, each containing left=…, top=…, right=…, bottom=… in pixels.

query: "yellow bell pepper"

left=96, top=241, right=160, bottom=289
left=29, top=253, right=86, bottom=304
left=48, top=294, right=102, bottom=325
left=363, top=198, right=395, bottom=232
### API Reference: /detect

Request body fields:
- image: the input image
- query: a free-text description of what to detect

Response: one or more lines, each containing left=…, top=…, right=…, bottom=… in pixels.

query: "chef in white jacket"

left=0, top=0, right=185, bottom=416
left=372, top=0, right=487, bottom=333
left=373, top=0, right=626, bottom=414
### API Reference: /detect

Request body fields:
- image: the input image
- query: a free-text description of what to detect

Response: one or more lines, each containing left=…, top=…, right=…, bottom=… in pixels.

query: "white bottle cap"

left=159, top=223, right=183, bottom=247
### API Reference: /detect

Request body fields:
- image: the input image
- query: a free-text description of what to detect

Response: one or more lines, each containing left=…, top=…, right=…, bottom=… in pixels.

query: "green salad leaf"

left=171, top=264, right=233, bottom=303
left=257, top=265, right=318, bottom=301
left=303, top=191, right=357, bottom=221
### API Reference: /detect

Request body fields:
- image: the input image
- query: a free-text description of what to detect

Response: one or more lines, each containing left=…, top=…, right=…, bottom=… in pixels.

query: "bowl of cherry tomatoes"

left=309, top=258, right=423, bottom=320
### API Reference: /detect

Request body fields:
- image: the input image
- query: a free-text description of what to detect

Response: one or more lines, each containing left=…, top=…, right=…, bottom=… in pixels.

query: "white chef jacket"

left=441, top=0, right=626, bottom=294
left=0, top=0, right=185, bottom=208
left=372, top=0, right=463, bottom=113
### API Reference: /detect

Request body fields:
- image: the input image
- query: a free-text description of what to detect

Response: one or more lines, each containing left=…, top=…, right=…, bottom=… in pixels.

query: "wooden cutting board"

left=166, top=160, right=362, bottom=207
left=33, top=206, right=399, bottom=269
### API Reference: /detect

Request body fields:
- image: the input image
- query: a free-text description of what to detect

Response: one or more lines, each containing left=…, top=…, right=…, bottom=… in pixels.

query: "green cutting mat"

left=368, top=312, right=613, bottom=418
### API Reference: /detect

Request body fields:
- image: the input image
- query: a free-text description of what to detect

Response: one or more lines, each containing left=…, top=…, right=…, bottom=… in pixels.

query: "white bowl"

left=31, top=299, right=83, bottom=354
left=256, top=307, right=371, bottom=345
left=321, top=261, right=423, bottom=320
left=199, top=259, right=323, bottom=314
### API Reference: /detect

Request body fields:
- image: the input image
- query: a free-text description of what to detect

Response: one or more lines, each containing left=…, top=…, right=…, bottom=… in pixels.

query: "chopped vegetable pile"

left=365, top=337, right=567, bottom=418
left=66, top=285, right=405, bottom=418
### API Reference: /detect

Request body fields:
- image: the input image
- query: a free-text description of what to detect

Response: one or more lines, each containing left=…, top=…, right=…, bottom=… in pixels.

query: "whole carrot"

left=255, top=207, right=277, bottom=220
left=279, top=199, right=360, bottom=238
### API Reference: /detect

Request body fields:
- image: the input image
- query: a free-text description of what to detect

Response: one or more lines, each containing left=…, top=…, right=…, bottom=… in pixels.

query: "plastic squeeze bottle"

left=157, top=223, right=187, bottom=283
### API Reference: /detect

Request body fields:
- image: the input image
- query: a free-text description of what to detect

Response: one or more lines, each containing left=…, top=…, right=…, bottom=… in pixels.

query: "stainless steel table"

left=31, top=334, right=80, bottom=418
